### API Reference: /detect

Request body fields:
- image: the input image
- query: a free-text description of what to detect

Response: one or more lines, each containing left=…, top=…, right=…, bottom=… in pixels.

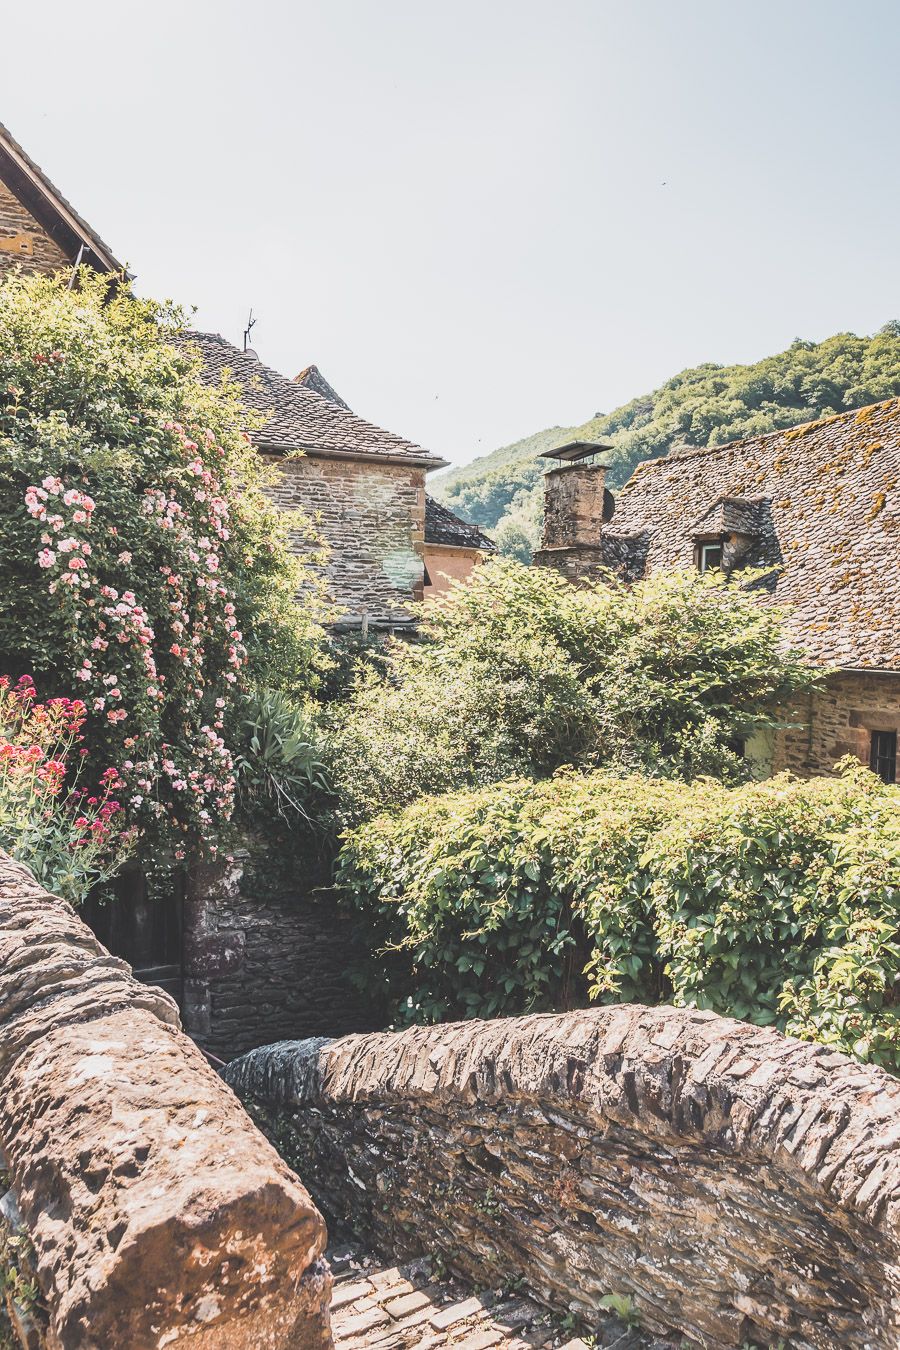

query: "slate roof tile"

left=605, top=399, right=900, bottom=670
left=425, top=496, right=495, bottom=551
left=181, top=331, right=447, bottom=467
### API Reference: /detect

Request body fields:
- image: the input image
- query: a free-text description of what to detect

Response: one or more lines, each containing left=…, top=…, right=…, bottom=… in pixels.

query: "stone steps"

left=328, top=1247, right=679, bottom=1350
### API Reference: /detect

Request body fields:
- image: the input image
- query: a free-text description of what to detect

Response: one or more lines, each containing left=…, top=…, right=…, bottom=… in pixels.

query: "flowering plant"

left=0, top=675, right=133, bottom=904
left=0, top=270, right=326, bottom=866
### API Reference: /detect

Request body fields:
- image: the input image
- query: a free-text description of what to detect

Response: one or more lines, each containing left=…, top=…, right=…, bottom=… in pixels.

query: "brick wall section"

left=0, top=853, right=332, bottom=1349
left=182, top=851, right=383, bottom=1063
left=773, top=669, right=900, bottom=776
left=0, top=183, right=68, bottom=280
left=227, top=1005, right=900, bottom=1350
left=264, top=453, right=425, bottom=623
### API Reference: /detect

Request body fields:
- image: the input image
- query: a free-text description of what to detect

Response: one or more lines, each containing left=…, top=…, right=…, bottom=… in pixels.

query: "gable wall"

left=263, top=453, right=426, bottom=624
left=0, top=181, right=69, bottom=279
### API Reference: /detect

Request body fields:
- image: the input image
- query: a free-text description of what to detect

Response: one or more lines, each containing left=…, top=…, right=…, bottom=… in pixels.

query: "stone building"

left=0, top=121, right=123, bottom=280
left=186, top=333, right=453, bottom=628
left=534, top=405, right=900, bottom=781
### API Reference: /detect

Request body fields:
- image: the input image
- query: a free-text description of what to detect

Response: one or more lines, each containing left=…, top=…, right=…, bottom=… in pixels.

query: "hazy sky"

left=4, top=1, right=899, bottom=466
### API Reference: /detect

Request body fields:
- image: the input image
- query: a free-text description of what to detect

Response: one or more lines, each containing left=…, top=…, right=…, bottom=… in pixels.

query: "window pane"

left=870, top=730, right=897, bottom=784
left=699, top=543, right=723, bottom=573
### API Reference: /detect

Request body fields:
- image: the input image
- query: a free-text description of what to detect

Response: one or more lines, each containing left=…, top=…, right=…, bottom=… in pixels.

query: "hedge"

left=336, top=764, right=900, bottom=1069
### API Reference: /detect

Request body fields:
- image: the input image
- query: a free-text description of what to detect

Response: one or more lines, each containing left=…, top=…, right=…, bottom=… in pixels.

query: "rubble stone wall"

left=183, top=851, right=382, bottom=1063
left=773, top=669, right=900, bottom=778
left=263, top=453, right=425, bottom=625
left=0, top=183, right=69, bottom=281
left=227, top=1005, right=900, bottom=1350
left=0, top=853, right=333, bottom=1350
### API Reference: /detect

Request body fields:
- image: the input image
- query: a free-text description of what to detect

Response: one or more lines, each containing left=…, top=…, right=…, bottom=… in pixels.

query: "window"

left=698, top=541, right=723, bottom=573
left=870, top=730, right=897, bottom=784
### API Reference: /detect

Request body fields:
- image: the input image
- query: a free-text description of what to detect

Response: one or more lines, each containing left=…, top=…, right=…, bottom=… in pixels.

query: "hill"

left=432, top=324, right=900, bottom=560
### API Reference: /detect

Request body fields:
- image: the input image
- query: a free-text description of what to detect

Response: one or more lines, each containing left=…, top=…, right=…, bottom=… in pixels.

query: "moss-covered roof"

left=606, top=398, right=900, bottom=669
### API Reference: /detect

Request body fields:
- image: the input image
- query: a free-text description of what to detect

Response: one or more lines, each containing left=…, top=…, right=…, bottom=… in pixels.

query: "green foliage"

left=327, top=559, right=816, bottom=827
left=234, top=687, right=330, bottom=824
left=0, top=270, right=325, bottom=862
left=337, top=764, right=900, bottom=1070
left=433, top=323, right=900, bottom=538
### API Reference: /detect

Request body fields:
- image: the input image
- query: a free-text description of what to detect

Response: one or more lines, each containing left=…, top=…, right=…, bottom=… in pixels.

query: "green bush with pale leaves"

left=338, top=763, right=900, bottom=1070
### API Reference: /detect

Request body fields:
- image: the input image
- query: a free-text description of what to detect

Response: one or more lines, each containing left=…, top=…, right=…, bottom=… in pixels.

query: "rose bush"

left=0, top=270, right=325, bottom=865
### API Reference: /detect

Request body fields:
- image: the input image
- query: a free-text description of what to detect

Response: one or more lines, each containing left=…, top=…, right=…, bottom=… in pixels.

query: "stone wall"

left=773, top=669, right=900, bottom=778
left=263, top=453, right=425, bottom=625
left=182, top=849, right=383, bottom=1064
left=0, top=183, right=69, bottom=281
left=0, top=853, right=332, bottom=1349
left=227, top=1005, right=900, bottom=1350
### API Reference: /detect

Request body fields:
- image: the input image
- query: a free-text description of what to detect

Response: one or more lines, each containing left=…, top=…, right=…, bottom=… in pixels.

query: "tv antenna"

left=243, top=309, right=257, bottom=352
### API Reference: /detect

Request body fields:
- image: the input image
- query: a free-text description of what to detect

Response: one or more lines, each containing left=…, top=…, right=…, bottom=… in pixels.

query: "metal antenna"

left=243, top=309, right=257, bottom=352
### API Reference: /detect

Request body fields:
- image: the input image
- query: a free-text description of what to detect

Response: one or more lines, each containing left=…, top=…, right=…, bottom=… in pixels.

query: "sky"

left=4, top=0, right=899, bottom=467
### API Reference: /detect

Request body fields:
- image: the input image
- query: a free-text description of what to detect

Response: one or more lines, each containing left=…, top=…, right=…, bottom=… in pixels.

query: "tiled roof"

left=425, top=495, right=495, bottom=551
left=181, top=331, right=447, bottom=468
left=0, top=122, right=124, bottom=273
left=294, top=364, right=351, bottom=410
left=605, top=399, right=900, bottom=670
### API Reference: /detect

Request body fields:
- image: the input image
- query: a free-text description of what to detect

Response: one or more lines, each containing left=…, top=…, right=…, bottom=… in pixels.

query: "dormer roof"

left=692, top=495, right=763, bottom=538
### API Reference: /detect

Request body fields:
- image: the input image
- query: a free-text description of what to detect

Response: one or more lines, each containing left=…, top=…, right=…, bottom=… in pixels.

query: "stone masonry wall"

left=773, top=669, right=900, bottom=777
left=227, top=1005, right=900, bottom=1350
left=264, top=453, right=425, bottom=625
left=0, top=184, right=69, bottom=281
left=0, top=853, right=332, bottom=1349
left=183, top=850, right=383, bottom=1064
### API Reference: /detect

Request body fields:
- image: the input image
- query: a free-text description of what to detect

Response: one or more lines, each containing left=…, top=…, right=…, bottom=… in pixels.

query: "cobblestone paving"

left=328, top=1247, right=680, bottom=1350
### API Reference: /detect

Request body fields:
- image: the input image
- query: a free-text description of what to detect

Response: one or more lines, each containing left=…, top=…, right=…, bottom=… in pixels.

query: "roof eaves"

left=0, top=122, right=125, bottom=274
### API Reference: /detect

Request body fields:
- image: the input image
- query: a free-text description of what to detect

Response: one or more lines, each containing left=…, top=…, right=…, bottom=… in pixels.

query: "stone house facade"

left=535, top=406, right=900, bottom=781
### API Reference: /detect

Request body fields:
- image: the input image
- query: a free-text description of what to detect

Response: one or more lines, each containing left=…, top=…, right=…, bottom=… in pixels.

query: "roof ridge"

left=629, top=396, right=900, bottom=480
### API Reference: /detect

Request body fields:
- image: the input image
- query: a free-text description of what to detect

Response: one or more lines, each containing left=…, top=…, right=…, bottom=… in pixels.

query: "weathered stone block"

left=0, top=854, right=333, bottom=1349
left=227, top=1006, right=900, bottom=1350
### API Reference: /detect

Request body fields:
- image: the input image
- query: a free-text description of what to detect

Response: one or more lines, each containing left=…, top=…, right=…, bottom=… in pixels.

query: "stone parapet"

left=227, top=1005, right=900, bottom=1350
left=0, top=853, right=332, bottom=1349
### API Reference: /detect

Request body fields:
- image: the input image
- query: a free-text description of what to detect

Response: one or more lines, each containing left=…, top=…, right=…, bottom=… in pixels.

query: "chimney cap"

left=540, top=439, right=614, bottom=465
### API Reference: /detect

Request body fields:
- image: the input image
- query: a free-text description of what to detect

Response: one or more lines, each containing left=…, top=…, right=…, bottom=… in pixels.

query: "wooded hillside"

left=432, top=325, right=900, bottom=559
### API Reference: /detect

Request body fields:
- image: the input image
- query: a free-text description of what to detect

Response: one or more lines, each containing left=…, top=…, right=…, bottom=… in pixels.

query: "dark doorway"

left=82, top=868, right=184, bottom=1006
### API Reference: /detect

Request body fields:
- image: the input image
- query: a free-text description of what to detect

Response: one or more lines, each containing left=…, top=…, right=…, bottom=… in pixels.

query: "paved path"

left=328, top=1247, right=680, bottom=1350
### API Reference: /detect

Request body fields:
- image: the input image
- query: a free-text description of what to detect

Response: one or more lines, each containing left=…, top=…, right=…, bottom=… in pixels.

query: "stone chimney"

left=533, top=441, right=614, bottom=581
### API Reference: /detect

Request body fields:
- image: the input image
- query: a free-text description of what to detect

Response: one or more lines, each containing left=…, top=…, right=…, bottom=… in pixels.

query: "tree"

left=327, top=558, right=817, bottom=825
left=0, top=269, right=325, bottom=862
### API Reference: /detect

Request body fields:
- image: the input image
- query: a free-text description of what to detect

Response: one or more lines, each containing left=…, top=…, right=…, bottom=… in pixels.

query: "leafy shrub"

left=328, top=559, right=816, bottom=826
left=337, top=764, right=900, bottom=1069
left=0, top=675, right=133, bottom=903
left=0, top=270, right=325, bottom=863
left=234, top=687, right=330, bottom=824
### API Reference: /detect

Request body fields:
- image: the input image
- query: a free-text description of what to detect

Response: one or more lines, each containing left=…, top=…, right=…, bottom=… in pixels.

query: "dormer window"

left=698, top=540, right=723, bottom=573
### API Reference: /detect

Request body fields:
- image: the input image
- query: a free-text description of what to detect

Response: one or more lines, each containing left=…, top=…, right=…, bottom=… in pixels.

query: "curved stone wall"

left=227, top=1005, right=900, bottom=1350
left=0, top=854, right=332, bottom=1349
